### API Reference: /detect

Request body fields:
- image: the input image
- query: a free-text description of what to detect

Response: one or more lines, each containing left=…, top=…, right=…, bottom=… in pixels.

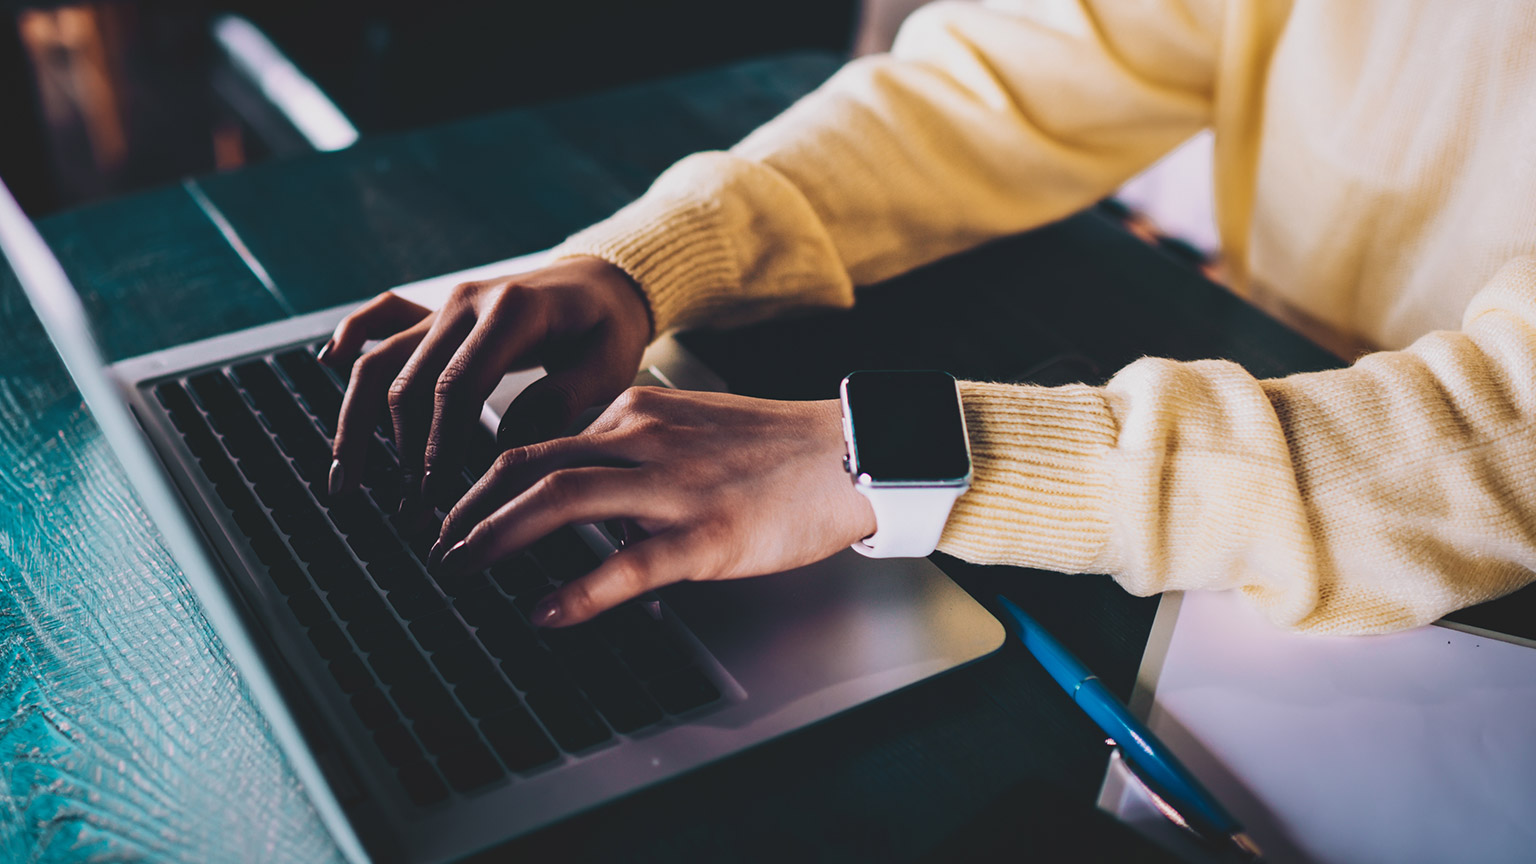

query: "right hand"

left=319, top=255, right=652, bottom=505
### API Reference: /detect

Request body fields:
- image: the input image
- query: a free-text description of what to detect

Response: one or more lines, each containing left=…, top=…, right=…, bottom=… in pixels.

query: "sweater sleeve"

left=552, top=0, right=1220, bottom=333
left=944, top=258, right=1536, bottom=634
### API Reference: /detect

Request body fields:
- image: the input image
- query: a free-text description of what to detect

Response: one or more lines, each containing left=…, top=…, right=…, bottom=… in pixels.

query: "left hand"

left=428, top=387, right=877, bottom=627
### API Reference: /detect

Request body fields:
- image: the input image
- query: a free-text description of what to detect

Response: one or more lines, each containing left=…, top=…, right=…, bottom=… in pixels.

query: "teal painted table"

left=7, top=50, right=1477, bottom=862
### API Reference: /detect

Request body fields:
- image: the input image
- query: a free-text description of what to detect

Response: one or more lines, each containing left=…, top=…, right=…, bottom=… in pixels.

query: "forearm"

left=942, top=258, right=1536, bottom=634
left=555, top=0, right=1219, bottom=334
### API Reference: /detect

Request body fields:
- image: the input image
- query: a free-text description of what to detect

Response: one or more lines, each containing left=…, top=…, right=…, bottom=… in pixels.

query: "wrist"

left=810, top=399, right=878, bottom=542
left=556, top=255, right=655, bottom=343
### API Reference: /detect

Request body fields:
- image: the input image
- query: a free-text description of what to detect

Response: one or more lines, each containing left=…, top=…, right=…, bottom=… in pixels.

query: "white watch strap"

left=852, top=484, right=966, bottom=558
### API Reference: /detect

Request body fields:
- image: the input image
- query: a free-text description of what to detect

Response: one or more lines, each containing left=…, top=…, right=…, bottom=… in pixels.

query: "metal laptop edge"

left=24, top=224, right=1003, bottom=862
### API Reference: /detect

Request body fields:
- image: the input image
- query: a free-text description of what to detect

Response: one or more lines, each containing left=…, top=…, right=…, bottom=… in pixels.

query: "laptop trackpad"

left=659, top=552, right=1004, bottom=729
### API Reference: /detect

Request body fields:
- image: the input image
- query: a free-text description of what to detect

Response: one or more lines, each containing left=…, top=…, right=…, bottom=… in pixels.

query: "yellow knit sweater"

left=553, top=0, right=1536, bottom=634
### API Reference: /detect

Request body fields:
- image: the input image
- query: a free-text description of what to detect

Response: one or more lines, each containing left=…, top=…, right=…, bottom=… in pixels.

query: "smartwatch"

left=839, top=370, right=972, bottom=558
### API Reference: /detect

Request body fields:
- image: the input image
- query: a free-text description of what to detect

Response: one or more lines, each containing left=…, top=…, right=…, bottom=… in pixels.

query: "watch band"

left=851, top=484, right=967, bottom=558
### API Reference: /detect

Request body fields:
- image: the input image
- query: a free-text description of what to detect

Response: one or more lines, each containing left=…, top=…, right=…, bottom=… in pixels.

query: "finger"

left=434, top=466, right=664, bottom=580
left=321, top=292, right=432, bottom=369
left=388, top=309, right=476, bottom=488
left=495, top=343, right=637, bottom=449
left=422, top=300, right=552, bottom=501
left=329, top=319, right=431, bottom=495
left=429, top=434, right=631, bottom=566
left=534, top=530, right=712, bottom=627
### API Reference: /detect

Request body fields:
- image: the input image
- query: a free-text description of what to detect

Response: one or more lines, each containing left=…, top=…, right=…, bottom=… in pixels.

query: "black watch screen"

left=842, top=370, right=970, bottom=484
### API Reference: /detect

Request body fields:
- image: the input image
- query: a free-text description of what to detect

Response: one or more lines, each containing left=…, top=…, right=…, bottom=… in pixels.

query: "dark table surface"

left=5, top=50, right=1518, bottom=863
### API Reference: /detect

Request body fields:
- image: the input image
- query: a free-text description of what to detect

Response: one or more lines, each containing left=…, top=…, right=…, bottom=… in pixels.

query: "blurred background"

left=1, top=0, right=1214, bottom=251
left=0, top=0, right=860, bottom=215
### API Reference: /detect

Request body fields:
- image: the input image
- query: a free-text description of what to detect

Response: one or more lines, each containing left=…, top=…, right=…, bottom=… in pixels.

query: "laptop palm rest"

left=662, top=553, right=1004, bottom=730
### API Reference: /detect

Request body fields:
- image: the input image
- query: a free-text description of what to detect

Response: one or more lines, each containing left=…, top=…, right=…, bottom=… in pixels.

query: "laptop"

left=0, top=178, right=1004, bottom=863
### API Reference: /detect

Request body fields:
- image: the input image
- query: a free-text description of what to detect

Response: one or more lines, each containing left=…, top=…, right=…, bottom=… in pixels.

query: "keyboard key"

left=431, top=640, right=499, bottom=686
left=405, top=523, right=438, bottom=563
left=551, top=642, right=663, bottom=734
left=477, top=618, right=541, bottom=664
left=351, top=686, right=397, bottom=729
left=306, top=620, right=352, bottom=659
left=479, top=708, right=559, bottom=772
left=397, top=760, right=449, bottom=807
left=613, top=621, right=693, bottom=681
left=526, top=684, right=611, bottom=752
left=412, top=710, right=476, bottom=756
left=585, top=679, right=663, bottom=734
left=347, top=615, right=410, bottom=656
left=647, top=666, right=722, bottom=716
left=490, top=556, right=548, bottom=597
left=328, top=655, right=373, bottom=694
left=290, top=530, right=352, bottom=572
left=367, top=558, right=422, bottom=593
left=410, top=610, right=468, bottom=652
left=388, top=676, right=453, bottom=722
left=388, top=581, right=449, bottom=619
left=368, top=638, right=434, bottom=682
left=454, top=676, right=520, bottom=719
left=528, top=528, right=602, bottom=581
left=329, top=586, right=390, bottom=625
left=437, top=568, right=492, bottom=602
left=539, top=621, right=606, bottom=660
left=288, top=592, right=329, bottom=628
left=373, top=722, right=420, bottom=768
left=499, top=646, right=563, bottom=694
left=436, top=741, right=502, bottom=793
left=266, top=561, right=308, bottom=595
left=456, top=586, right=514, bottom=629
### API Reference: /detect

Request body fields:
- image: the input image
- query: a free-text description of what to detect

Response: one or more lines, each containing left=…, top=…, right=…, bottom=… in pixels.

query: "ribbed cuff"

left=938, top=380, right=1118, bottom=573
left=551, top=154, right=744, bottom=336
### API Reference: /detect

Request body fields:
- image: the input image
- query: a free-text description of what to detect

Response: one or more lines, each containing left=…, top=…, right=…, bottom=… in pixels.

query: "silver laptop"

left=0, top=178, right=1003, bottom=863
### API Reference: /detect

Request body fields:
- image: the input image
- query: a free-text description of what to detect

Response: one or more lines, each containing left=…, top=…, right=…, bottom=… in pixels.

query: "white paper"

left=1104, top=590, right=1536, bottom=864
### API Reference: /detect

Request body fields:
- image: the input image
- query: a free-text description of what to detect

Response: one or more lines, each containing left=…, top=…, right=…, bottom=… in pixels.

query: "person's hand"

left=319, top=256, right=651, bottom=504
left=429, top=388, right=878, bottom=627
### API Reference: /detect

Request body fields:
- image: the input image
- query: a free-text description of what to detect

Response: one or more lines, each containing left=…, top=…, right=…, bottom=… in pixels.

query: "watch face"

left=843, top=370, right=970, bottom=484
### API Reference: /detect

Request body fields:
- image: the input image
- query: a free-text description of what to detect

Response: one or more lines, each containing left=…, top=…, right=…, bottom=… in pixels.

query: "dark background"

left=0, top=0, right=859, bottom=215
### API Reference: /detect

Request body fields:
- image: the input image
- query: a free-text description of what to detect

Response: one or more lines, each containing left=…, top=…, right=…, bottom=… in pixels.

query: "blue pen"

left=996, top=596, right=1262, bottom=862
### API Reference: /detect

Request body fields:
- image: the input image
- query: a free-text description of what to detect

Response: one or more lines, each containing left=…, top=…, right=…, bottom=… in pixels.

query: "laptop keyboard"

left=152, top=344, right=721, bottom=807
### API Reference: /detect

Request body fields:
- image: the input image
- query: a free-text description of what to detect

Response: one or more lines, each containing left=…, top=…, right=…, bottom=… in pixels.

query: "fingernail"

left=396, top=474, right=418, bottom=515
left=327, top=459, right=345, bottom=496
left=426, top=538, right=447, bottom=569
left=435, top=539, right=468, bottom=575
left=530, top=596, right=561, bottom=628
left=420, top=470, right=435, bottom=499
left=316, top=339, right=335, bottom=365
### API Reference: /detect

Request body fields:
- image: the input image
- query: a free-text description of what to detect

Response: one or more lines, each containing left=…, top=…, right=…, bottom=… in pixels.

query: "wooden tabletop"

left=0, top=52, right=1363, bottom=862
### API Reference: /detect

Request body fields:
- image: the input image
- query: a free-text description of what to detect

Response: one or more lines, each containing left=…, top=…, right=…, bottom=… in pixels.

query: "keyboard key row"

left=163, top=374, right=537, bottom=800
left=275, top=348, right=344, bottom=438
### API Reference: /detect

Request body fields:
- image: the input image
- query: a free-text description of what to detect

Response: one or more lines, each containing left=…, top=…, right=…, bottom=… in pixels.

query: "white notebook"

left=1100, top=589, right=1536, bottom=864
